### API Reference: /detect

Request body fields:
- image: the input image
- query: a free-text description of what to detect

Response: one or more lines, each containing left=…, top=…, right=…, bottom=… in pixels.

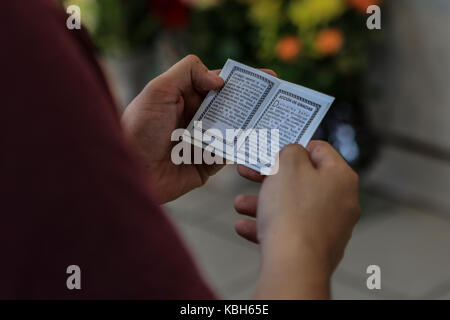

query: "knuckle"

left=351, top=170, right=360, bottom=186
left=347, top=169, right=360, bottom=192
left=309, top=140, right=340, bottom=166
left=345, top=176, right=361, bottom=222
left=143, top=81, right=177, bottom=101
left=310, top=140, right=333, bottom=153
left=343, top=197, right=361, bottom=223
left=353, top=203, right=362, bottom=222
left=267, top=69, right=278, bottom=77
left=185, top=54, right=201, bottom=64
left=316, top=140, right=332, bottom=149
left=337, top=161, right=358, bottom=182
left=308, top=142, right=322, bottom=158
left=283, top=143, right=306, bottom=155
left=280, top=144, right=306, bottom=161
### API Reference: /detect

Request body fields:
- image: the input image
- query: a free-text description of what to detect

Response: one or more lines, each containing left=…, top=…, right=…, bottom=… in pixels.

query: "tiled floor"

left=164, top=165, right=450, bottom=300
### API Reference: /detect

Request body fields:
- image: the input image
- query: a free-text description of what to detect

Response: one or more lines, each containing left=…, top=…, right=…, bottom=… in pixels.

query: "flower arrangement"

left=61, top=0, right=161, bottom=54
left=62, top=0, right=382, bottom=101
left=186, top=0, right=383, bottom=102
left=61, top=0, right=383, bottom=168
left=185, top=0, right=383, bottom=168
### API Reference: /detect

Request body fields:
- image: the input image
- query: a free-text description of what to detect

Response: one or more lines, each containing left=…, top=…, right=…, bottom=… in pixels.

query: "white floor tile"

left=331, top=279, right=382, bottom=300
left=173, top=220, right=260, bottom=298
left=336, top=206, right=450, bottom=298
left=437, top=290, right=450, bottom=300
left=164, top=165, right=450, bottom=300
left=165, top=187, right=230, bottom=223
left=364, top=146, right=450, bottom=214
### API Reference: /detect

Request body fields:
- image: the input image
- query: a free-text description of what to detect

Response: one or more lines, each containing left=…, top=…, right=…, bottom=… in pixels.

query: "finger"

left=237, top=164, right=265, bottom=183
left=182, top=94, right=204, bottom=121
left=235, top=218, right=258, bottom=244
left=259, top=68, right=277, bottom=77
left=234, top=194, right=258, bottom=217
left=278, top=144, right=314, bottom=170
left=306, top=140, right=343, bottom=169
left=195, top=149, right=226, bottom=180
left=159, top=55, right=224, bottom=95
left=200, top=162, right=225, bottom=178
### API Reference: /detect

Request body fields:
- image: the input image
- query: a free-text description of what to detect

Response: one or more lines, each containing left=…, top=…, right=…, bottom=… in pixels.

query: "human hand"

left=122, top=55, right=225, bottom=203
left=234, top=141, right=360, bottom=299
left=122, top=55, right=277, bottom=203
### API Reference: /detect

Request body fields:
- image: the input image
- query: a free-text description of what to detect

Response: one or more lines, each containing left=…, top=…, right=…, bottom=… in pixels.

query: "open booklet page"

left=185, top=59, right=334, bottom=174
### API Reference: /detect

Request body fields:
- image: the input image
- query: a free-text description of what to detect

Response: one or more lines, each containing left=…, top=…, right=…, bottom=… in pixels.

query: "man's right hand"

left=234, top=141, right=361, bottom=299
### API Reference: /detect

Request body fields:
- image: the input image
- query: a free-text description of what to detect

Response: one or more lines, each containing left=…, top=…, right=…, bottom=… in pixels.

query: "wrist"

left=257, top=243, right=332, bottom=299
left=261, top=233, right=334, bottom=280
left=261, top=220, right=331, bottom=265
left=256, top=223, right=333, bottom=299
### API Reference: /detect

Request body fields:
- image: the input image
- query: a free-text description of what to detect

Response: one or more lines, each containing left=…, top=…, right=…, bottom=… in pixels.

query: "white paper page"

left=236, top=81, right=334, bottom=173
left=184, top=59, right=334, bottom=174
left=185, top=59, right=280, bottom=158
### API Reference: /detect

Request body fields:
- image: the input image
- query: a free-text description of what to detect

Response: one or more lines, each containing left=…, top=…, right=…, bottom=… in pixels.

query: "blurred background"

left=62, top=0, right=450, bottom=299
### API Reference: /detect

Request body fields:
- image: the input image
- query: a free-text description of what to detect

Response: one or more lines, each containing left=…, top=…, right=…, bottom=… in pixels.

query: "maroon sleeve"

left=0, top=0, right=215, bottom=299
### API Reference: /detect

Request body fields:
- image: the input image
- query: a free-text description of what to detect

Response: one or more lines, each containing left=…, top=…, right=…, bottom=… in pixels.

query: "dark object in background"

left=59, top=0, right=383, bottom=171
left=313, top=100, right=379, bottom=171
left=185, top=0, right=383, bottom=172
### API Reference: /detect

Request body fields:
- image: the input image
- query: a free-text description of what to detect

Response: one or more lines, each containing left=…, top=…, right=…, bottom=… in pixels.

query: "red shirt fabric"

left=0, top=0, right=215, bottom=299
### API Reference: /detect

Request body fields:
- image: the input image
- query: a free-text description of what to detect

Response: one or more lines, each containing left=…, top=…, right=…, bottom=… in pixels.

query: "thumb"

left=278, top=144, right=314, bottom=171
left=307, top=140, right=342, bottom=169
left=159, top=55, right=224, bottom=95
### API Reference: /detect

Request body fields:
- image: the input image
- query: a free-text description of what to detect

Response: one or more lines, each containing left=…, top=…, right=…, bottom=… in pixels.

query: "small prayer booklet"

left=185, top=59, right=334, bottom=174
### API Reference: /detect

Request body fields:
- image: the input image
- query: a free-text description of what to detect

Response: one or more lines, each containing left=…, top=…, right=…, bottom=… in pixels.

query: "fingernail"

left=209, top=71, right=224, bottom=86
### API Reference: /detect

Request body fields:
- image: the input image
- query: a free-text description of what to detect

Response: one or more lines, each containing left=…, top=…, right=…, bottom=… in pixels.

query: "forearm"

left=254, top=233, right=332, bottom=300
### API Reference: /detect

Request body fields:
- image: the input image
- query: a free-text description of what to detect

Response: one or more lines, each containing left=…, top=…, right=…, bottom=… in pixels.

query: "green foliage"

left=62, top=0, right=159, bottom=55
left=187, top=0, right=384, bottom=102
left=60, top=0, right=383, bottom=101
left=187, top=1, right=259, bottom=69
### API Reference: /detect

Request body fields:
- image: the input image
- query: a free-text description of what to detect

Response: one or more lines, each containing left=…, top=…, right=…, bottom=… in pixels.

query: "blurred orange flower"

left=275, top=35, right=302, bottom=62
left=347, top=0, right=380, bottom=13
left=315, top=28, right=344, bottom=56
